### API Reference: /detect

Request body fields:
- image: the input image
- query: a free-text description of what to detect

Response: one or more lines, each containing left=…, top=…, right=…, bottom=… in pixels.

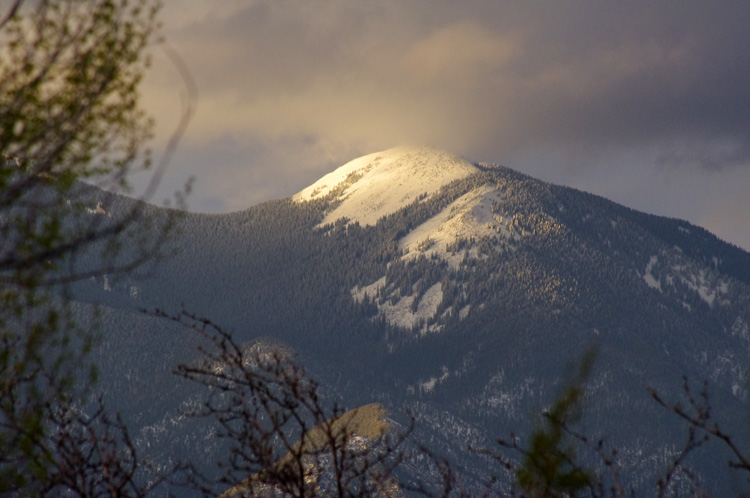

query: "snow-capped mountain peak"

left=293, top=146, right=478, bottom=227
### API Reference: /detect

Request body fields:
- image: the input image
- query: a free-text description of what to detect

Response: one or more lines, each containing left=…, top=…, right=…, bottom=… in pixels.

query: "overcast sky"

left=139, top=1, right=750, bottom=251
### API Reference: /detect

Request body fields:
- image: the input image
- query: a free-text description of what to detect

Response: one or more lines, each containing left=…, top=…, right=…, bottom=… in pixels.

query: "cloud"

left=400, top=21, right=518, bottom=81
left=146, top=1, right=750, bottom=163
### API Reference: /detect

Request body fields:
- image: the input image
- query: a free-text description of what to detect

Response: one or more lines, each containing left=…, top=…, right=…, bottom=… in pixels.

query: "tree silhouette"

left=0, top=0, right=192, bottom=493
left=154, top=308, right=408, bottom=498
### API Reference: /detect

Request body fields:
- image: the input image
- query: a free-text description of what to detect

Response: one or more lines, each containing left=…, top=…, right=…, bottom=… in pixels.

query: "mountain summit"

left=293, top=146, right=477, bottom=226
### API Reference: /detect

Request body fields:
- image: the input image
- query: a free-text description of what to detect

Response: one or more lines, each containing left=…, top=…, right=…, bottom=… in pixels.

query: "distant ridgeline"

left=73, top=146, right=750, bottom=495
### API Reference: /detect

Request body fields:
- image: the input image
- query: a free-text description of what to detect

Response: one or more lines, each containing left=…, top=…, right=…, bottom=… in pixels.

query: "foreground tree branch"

left=650, top=378, right=750, bottom=489
left=0, top=1, right=194, bottom=493
left=152, top=308, right=408, bottom=498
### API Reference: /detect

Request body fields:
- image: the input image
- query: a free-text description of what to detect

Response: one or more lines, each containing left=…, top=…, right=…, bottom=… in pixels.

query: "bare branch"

left=0, top=0, right=22, bottom=30
left=650, top=378, right=750, bottom=475
left=150, top=308, right=407, bottom=497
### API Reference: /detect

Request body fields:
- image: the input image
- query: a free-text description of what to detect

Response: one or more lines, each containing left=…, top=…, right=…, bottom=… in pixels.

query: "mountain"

left=73, top=146, right=750, bottom=496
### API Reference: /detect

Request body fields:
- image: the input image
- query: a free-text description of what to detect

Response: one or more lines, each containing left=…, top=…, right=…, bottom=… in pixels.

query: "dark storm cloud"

left=142, top=1, right=750, bottom=248
left=472, top=1, right=750, bottom=163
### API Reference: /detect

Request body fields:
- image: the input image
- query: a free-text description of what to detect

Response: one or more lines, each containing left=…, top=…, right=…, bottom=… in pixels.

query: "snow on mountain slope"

left=295, top=146, right=522, bottom=267
left=398, top=185, right=519, bottom=267
left=304, top=146, right=745, bottom=340
left=297, top=146, right=525, bottom=333
left=293, top=146, right=477, bottom=227
left=639, top=249, right=732, bottom=309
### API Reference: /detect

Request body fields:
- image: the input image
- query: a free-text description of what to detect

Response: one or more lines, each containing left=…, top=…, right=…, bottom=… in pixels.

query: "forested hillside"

left=71, top=148, right=750, bottom=495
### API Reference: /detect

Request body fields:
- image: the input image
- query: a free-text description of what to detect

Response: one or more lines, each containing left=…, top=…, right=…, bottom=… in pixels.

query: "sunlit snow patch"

left=399, top=186, right=515, bottom=267
left=294, top=146, right=477, bottom=227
